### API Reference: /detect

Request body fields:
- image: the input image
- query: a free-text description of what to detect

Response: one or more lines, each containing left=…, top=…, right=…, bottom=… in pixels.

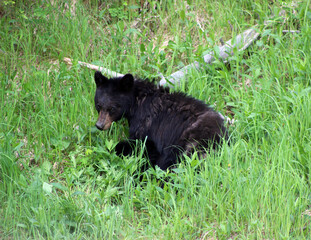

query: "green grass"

left=1, top=0, right=311, bottom=239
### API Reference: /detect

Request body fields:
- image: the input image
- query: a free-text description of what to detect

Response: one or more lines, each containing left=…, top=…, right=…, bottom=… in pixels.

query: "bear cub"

left=94, top=71, right=228, bottom=171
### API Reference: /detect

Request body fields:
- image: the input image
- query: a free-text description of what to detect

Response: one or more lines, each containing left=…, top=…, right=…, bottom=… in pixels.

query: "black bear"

left=94, top=71, right=228, bottom=171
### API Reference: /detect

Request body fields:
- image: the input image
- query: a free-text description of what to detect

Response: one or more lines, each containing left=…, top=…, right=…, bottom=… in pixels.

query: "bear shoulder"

left=133, top=79, right=169, bottom=98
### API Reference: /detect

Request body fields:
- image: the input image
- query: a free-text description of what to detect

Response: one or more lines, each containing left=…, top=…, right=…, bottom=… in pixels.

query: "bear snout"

left=96, top=111, right=113, bottom=130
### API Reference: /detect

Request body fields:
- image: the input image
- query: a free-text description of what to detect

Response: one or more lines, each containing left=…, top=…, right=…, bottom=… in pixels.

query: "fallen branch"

left=63, top=27, right=260, bottom=86
left=159, top=27, right=260, bottom=86
left=63, top=57, right=124, bottom=77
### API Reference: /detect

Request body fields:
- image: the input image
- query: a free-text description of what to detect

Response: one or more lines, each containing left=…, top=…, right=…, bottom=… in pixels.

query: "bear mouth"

left=103, top=122, right=112, bottom=130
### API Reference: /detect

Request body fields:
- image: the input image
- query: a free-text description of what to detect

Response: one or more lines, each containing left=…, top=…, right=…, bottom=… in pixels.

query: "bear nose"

left=95, top=122, right=104, bottom=130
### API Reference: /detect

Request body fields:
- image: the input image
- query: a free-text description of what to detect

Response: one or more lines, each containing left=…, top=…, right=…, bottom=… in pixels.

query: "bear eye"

left=108, top=107, right=116, bottom=114
left=96, top=104, right=100, bottom=110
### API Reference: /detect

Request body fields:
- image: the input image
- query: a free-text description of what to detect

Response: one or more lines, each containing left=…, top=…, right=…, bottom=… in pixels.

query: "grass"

left=1, top=0, right=311, bottom=239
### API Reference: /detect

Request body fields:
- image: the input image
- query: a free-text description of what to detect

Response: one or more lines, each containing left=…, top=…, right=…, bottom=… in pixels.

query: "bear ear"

left=94, top=71, right=108, bottom=87
left=119, top=74, right=134, bottom=91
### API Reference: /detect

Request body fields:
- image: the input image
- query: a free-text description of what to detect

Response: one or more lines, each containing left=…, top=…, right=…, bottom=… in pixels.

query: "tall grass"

left=1, top=0, right=310, bottom=239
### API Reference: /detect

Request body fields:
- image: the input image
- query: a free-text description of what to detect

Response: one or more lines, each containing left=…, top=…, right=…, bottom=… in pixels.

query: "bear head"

left=94, top=71, right=134, bottom=130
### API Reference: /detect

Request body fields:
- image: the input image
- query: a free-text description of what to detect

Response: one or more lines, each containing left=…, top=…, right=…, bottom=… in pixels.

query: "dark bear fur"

left=94, top=71, right=228, bottom=171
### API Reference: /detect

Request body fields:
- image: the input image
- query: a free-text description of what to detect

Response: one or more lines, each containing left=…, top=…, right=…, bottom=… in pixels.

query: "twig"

left=228, top=20, right=234, bottom=31
left=282, top=30, right=300, bottom=33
